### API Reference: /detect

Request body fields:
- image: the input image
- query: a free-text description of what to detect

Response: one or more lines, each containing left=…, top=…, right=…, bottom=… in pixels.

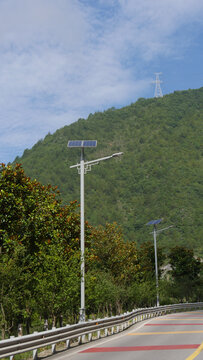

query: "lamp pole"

left=146, top=219, right=173, bottom=307
left=80, top=148, right=85, bottom=322
left=153, top=224, right=159, bottom=307
left=68, top=140, right=123, bottom=322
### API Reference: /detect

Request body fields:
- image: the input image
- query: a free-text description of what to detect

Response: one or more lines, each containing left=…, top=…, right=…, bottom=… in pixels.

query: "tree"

left=85, top=223, right=140, bottom=315
left=169, top=246, right=202, bottom=302
left=137, top=241, right=165, bottom=282
left=0, top=163, right=83, bottom=336
left=34, top=242, right=80, bottom=326
left=88, top=223, right=139, bottom=286
left=85, top=270, right=123, bottom=317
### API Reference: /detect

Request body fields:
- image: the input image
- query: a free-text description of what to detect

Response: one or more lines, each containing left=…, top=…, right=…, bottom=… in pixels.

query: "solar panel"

left=68, top=140, right=97, bottom=148
left=83, top=140, right=97, bottom=147
left=68, top=140, right=83, bottom=147
left=146, top=219, right=163, bottom=225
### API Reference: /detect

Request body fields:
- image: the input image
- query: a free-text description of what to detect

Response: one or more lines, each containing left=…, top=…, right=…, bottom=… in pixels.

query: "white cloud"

left=0, top=0, right=202, bottom=163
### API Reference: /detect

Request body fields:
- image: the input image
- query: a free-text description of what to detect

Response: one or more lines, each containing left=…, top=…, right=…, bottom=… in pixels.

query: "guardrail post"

left=117, top=325, right=120, bottom=333
left=32, top=332, right=38, bottom=360
left=111, top=326, right=114, bottom=335
left=52, top=344, right=56, bottom=354
left=51, top=327, right=56, bottom=354
left=105, top=328, right=108, bottom=336
left=82, top=335, right=86, bottom=343
left=88, top=332, right=92, bottom=341
left=9, top=336, right=15, bottom=360
left=33, top=348, right=37, bottom=360
left=65, top=324, right=70, bottom=348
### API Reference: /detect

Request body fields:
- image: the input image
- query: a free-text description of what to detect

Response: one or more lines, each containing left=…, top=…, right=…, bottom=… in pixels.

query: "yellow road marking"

left=185, top=341, right=203, bottom=360
left=128, top=330, right=203, bottom=335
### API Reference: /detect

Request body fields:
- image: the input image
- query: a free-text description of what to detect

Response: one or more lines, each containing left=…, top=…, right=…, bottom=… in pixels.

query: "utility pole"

left=152, top=73, right=163, bottom=98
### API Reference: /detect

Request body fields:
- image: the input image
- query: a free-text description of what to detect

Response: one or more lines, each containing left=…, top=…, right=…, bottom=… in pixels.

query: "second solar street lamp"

left=146, top=219, right=173, bottom=307
left=146, top=219, right=162, bottom=307
left=68, top=140, right=123, bottom=322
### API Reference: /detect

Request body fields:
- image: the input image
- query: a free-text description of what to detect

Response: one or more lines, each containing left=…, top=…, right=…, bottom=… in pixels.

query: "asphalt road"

left=51, top=310, right=203, bottom=360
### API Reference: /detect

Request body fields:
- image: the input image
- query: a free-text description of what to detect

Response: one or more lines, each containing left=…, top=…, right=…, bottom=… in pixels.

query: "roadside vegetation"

left=1, top=164, right=202, bottom=339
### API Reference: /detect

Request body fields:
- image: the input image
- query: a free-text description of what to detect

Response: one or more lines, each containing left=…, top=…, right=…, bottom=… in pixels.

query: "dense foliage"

left=13, top=88, right=203, bottom=256
left=0, top=164, right=82, bottom=338
left=0, top=164, right=202, bottom=340
left=168, top=246, right=202, bottom=302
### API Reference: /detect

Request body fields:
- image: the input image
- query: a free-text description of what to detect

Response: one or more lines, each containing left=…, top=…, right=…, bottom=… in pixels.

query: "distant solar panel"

left=83, top=140, right=97, bottom=147
left=68, top=140, right=97, bottom=148
left=68, top=140, right=83, bottom=147
left=146, top=219, right=163, bottom=225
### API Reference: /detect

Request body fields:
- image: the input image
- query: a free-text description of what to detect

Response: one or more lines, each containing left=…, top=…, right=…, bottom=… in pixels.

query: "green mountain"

left=14, top=88, right=203, bottom=256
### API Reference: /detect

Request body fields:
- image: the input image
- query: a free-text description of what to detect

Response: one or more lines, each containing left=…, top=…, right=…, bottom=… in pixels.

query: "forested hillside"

left=14, top=88, right=203, bottom=256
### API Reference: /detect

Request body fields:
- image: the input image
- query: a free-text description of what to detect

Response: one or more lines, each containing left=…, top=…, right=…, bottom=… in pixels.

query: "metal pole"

left=80, top=148, right=85, bottom=322
left=153, top=225, right=159, bottom=307
left=68, top=142, right=123, bottom=322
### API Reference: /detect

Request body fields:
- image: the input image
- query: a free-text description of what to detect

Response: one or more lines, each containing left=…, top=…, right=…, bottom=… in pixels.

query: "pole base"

left=79, top=308, right=85, bottom=323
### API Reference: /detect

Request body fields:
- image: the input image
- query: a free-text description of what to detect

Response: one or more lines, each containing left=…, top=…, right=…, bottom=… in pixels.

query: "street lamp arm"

left=70, top=163, right=81, bottom=169
left=85, top=152, right=123, bottom=165
left=149, top=225, right=174, bottom=235
left=156, top=225, right=174, bottom=234
left=111, top=152, right=124, bottom=157
left=70, top=152, right=123, bottom=168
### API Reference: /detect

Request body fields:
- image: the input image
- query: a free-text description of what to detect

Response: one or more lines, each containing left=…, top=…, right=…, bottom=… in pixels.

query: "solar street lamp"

left=146, top=219, right=173, bottom=307
left=68, top=140, right=123, bottom=322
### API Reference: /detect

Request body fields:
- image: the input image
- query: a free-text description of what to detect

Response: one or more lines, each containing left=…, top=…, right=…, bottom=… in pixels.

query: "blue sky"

left=0, top=0, right=202, bottom=164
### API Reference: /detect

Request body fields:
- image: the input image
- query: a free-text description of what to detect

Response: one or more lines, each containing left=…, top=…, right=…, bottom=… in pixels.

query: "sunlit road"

left=51, top=311, right=203, bottom=360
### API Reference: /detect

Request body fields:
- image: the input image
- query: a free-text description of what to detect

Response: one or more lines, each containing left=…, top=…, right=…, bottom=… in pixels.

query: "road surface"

left=50, top=310, right=203, bottom=360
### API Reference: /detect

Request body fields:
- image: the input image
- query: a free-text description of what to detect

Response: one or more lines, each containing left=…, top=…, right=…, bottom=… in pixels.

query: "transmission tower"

left=153, top=73, right=163, bottom=98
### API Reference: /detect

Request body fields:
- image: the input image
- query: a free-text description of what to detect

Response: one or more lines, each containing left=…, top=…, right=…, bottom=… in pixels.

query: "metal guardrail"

left=0, top=302, right=203, bottom=359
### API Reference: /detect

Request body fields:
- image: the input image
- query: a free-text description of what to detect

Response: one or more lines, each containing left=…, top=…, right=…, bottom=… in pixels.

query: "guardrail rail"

left=0, top=302, right=203, bottom=359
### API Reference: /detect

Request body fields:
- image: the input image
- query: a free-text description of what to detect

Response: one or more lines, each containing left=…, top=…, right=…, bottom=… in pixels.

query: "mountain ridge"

left=14, top=87, right=203, bottom=256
